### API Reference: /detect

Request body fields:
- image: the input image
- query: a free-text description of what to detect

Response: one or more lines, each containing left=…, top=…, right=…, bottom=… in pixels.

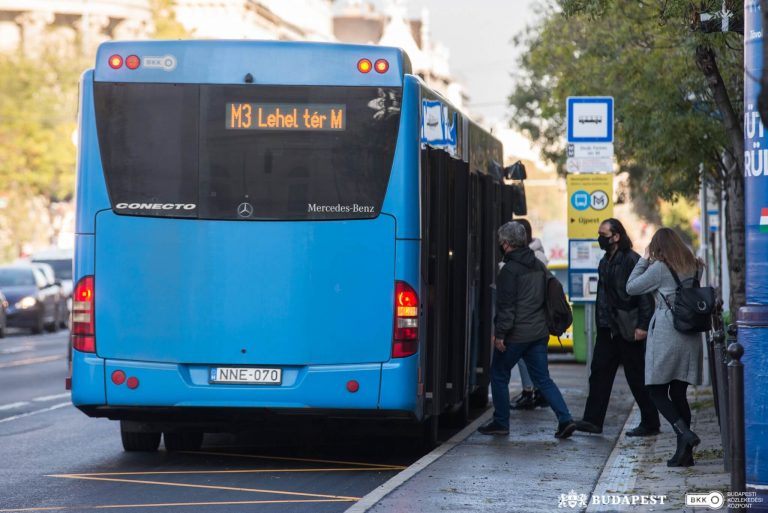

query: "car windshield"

left=0, top=268, right=35, bottom=287
left=32, top=259, right=72, bottom=280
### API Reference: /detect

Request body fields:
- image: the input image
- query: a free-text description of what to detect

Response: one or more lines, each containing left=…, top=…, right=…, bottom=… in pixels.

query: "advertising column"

left=742, top=0, right=768, bottom=500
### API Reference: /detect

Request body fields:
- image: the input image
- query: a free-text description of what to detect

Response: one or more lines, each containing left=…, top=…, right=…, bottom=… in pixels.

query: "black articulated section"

left=447, top=158, right=470, bottom=410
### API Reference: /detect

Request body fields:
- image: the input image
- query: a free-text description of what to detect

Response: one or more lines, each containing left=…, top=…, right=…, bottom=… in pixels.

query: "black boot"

left=667, top=420, right=700, bottom=467
left=533, top=388, right=549, bottom=408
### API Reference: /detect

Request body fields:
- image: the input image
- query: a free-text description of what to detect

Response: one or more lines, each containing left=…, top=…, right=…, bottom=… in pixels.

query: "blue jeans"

left=491, top=337, right=572, bottom=429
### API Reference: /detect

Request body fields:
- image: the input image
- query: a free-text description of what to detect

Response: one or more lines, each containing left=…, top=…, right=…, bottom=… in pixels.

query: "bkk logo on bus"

left=115, top=203, right=196, bottom=210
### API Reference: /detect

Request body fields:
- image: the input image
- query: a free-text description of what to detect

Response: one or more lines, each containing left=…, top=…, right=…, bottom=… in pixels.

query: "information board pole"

left=585, top=304, right=594, bottom=371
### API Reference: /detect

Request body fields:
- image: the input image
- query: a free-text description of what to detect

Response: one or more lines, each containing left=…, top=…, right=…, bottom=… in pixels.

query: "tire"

left=164, top=431, right=204, bottom=452
left=31, top=313, right=44, bottom=335
left=469, top=384, right=490, bottom=409
left=121, top=426, right=161, bottom=452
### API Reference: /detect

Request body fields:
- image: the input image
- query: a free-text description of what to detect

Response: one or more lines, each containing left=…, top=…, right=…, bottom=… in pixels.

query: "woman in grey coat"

left=626, top=227, right=703, bottom=467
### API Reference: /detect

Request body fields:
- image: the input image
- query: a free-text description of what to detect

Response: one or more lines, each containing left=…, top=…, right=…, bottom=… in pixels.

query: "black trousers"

left=582, top=328, right=660, bottom=429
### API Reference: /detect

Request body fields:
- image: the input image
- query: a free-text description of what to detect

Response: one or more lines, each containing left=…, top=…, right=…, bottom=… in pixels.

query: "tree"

left=509, top=0, right=744, bottom=312
left=150, top=0, right=191, bottom=39
left=0, top=46, right=85, bottom=259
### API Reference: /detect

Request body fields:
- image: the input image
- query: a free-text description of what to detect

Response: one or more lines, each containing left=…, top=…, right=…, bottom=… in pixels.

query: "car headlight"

left=16, top=296, right=37, bottom=309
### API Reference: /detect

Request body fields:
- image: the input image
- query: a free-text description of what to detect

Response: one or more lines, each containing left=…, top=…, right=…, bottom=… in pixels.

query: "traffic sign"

left=566, top=157, right=613, bottom=173
left=567, top=174, right=613, bottom=238
left=567, top=97, right=614, bottom=143
left=567, top=143, right=613, bottom=158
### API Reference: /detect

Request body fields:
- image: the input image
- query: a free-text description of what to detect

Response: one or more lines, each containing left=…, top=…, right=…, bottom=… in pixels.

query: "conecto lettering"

left=115, top=203, right=196, bottom=210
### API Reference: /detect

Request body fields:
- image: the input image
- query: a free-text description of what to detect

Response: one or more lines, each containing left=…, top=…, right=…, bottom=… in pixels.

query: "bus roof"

left=95, top=40, right=410, bottom=87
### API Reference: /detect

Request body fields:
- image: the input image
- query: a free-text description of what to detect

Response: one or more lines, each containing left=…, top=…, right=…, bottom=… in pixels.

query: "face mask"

left=598, top=235, right=613, bottom=251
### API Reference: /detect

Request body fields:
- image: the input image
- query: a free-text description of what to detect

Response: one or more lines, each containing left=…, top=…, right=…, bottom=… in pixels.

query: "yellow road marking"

left=0, top=499, right=352, bottom=512
left=183, top=450, right=407, bottom=469
left=50, top=474, right=361, bottom=501
left=48, top=466, right=403, bottom=477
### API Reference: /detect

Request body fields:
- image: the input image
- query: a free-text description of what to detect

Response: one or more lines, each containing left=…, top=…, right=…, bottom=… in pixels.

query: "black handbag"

left=660, top=266, right=715, bottom=334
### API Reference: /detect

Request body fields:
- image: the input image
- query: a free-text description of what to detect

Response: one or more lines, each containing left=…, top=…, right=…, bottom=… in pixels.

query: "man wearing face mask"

left=574, top=218, right=659, bottom=437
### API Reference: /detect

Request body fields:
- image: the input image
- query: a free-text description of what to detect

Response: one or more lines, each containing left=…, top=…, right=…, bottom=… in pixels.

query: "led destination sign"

left=226, top=103, right=346, bottom=131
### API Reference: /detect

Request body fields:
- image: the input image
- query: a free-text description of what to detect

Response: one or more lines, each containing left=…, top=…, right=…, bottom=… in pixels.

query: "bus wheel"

left=121, top=423, right=161, bottom=452
left=420, top=415, right=439, bottom=451
left=164, top=431, right=204, bottom=452
left=469, top=384, right=490, bottom=409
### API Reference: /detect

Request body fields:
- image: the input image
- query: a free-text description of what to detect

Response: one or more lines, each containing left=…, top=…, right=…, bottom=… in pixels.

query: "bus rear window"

left=94, top=83, right=402, bottom=220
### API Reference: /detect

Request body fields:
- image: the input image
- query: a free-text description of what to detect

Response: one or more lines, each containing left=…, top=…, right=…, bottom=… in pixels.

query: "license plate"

left=209, top=367, right=282, bottom=385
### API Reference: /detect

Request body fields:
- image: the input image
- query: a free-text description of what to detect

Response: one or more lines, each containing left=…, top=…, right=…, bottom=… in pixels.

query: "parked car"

left=547, top=262, right=573, bottom=352
left=30, top=248, right=73, bottom=328
left=29, top=262, right=68, bottom=329
left=0, top=265, right=61, bottom=334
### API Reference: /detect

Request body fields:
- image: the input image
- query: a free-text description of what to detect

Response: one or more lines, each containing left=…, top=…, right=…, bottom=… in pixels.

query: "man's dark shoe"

left=555, top=420, right=577, bottom=439
left=574, top=420, right=603, bottom=434
left=626, top=425, right=661, bottom=437
left=510, top=389, right=535, bottom=410
left=532, top=389, right=549, bottom=408
left=478, top=421, right=509, bottom=436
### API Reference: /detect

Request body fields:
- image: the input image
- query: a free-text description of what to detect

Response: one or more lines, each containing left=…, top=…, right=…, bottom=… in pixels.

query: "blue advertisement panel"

left=745, top=0, right=768, bottom=303
left=742, top=0, right=768, bottom=494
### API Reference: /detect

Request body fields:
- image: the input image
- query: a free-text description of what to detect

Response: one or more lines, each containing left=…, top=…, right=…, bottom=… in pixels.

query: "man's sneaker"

left=555, top=420, right=577, bottom=439
left=478, top=421, right=509, bottom=436
left=510, top=389, right=535, bottom=410
left=532, top=389, right=549, bottom=408
left=626, top=425, right=661, bottom=437
left=574, top=420, right=603, bottom=434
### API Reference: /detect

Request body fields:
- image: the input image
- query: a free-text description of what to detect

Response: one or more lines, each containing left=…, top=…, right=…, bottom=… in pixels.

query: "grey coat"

left=626, top=258, right=703, bottom=385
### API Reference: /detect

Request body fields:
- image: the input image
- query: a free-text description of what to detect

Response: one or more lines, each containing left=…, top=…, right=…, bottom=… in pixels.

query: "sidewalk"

left=588, top=387, right=728, bottom=512
left=347, top=364, right=729, bottom=513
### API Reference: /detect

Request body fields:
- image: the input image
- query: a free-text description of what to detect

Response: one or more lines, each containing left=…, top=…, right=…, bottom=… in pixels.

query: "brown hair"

left=648, top=227, right=700, bottom=274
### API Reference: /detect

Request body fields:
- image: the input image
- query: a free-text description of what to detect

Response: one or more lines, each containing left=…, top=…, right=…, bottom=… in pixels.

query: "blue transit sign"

left=567, top=97, right=614, bottom=143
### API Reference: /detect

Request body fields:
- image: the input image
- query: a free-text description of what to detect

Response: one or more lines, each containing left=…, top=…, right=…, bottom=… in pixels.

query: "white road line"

left=0, top=346, right=34, bottom=355
left=0, top=402, right=30, bottom=411
left=0, top=355, right=65, bottom=369
left=0, top=402, right=71, bottom=424
left=32, top=393, right=70, bottom=402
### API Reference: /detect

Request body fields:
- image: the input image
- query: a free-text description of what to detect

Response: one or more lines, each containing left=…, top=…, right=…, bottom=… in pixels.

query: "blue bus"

left=69, top=40, right=526, bottom=451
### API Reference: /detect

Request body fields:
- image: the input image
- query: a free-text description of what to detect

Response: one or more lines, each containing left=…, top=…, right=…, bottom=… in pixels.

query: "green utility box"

left=572, top=304, right=589, bottom=363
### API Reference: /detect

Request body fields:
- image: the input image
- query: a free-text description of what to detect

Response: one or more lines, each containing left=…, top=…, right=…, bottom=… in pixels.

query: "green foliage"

left=659, top=198, right=700, bottom=247
left=151, top=0, right=191, bottom=39
left=0, top=52, right=81, bottom=202
left=509, top=0, right=743, bottom=208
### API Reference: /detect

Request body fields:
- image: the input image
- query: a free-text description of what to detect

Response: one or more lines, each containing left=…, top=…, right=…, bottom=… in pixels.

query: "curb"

left=585, top=405, right=642, bottom=513
left=344, top=408, right=493, bottom=513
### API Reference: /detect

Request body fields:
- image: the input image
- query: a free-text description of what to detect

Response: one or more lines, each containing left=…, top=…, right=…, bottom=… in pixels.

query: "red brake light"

left=125, top=55, right=140, bottom=70
left=72, top=275, right=95, bottom=353
left=108, top=55, right=123, bottom=69
left=393, top=281, right=418, bottom=358
left=374, top=59, right=389, bottom=73
left=357, top=58, right=372, bottom=73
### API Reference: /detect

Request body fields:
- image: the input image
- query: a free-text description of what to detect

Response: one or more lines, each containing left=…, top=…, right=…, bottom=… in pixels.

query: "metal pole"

left=585, top=303, right=594, bottom=371
left=728, top=339, right=746, bottom=501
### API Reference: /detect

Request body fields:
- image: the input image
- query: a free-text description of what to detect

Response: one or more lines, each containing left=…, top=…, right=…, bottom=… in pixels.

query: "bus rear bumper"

left=71, top=351, right=419, bottom=416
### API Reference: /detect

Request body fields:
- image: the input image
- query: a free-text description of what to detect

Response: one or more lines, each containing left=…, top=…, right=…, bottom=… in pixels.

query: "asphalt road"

left=0, top=329, right=473, bottom=513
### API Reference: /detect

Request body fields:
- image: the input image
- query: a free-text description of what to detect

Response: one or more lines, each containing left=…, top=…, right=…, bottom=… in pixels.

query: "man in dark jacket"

left=478, top=222, right=576, bottom=438
left=575, top=218, right=660, bottom=436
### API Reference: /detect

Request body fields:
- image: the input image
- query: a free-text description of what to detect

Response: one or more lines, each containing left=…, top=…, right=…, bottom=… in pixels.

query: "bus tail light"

left=392, top=281, right=418, bottom=358
left=374, top=59, right=389, bottom=73
left=357, top=58, right=372, bottom=73
left=72, top=275, right=95, bottom=353
left=125, top=55, right=140, bottom=70
left=108, top=55, right=123, bottom=69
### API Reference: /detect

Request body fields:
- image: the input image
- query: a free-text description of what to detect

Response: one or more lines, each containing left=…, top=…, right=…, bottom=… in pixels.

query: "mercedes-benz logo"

left=237, top=202, right=253, bottom=218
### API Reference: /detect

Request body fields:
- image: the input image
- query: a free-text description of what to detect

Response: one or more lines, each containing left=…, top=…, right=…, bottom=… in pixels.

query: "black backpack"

left=543, top=272, right=573, bottom=337
left=661, top=266, right=715, bottom=334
